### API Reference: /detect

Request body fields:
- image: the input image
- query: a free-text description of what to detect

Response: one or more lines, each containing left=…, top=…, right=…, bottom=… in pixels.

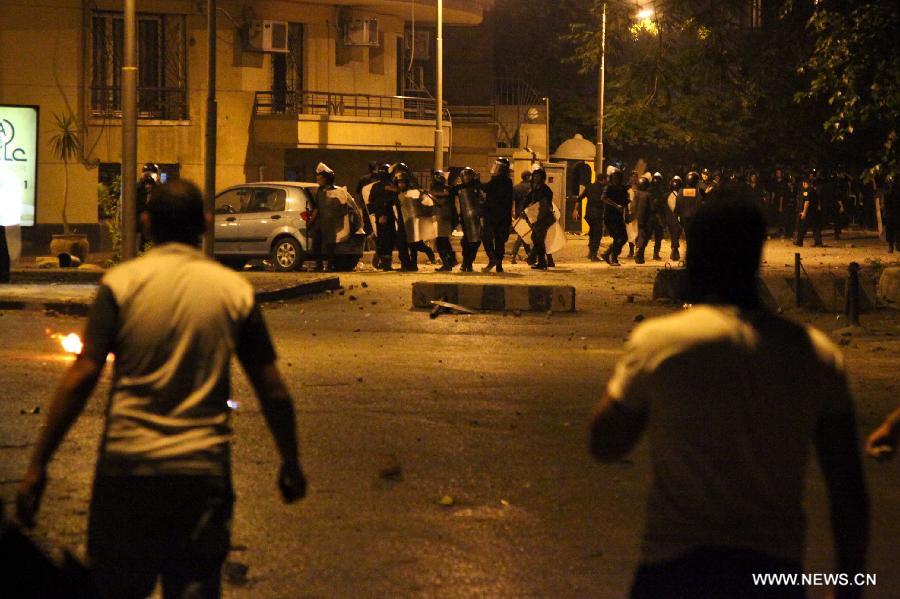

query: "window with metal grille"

left=91, top=12, right=187, bottom=120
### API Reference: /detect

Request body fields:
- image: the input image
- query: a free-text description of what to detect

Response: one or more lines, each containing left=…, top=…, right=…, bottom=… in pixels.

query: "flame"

left=50, top=332, right=83, bottom=355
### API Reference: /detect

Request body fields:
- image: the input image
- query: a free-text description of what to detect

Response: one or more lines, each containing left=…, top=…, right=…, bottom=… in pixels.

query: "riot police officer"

left=525, top=164, right=555, bottom=270
left=600, top=167, right=629, bottom=266
left=575, top=172, right=607, bottom=261
left=769, top=168, right=794, bottom=238
left=634, top=173, right=663, bottom=264
left=452, top=167, right=485, bottom=272
left=430, top=170, right=458, bottom=271
left=677, top=171, right=703, bottom=238
left=394, top=170, right=438, bottom=271
left=665, top=175, right=684, bottom=261
left=795, top=175, right=823, bottom=247
left=310, top=163, right=345, bottom=271
left=369, top=164, right=405, bottom=270
left=481, top=157, right=514, bottom=272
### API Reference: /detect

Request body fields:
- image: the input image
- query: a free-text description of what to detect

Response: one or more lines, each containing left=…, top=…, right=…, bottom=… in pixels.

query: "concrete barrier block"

left=411, top=282, right=576, bottom=312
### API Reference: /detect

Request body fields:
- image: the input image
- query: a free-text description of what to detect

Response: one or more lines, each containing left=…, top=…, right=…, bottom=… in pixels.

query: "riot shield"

left=398, top=189, right=437, bottom=242
left=323, top=186, right=359, bottom=243
left=457, top=187, right=484, bottom=243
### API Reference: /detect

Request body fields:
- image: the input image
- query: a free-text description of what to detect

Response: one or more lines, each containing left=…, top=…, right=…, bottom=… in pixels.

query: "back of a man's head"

left=686, top=191, right=766, bottom=307
left=146, top=180, right=206, bottom=246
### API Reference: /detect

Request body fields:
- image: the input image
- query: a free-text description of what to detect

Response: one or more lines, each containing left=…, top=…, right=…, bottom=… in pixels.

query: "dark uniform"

left=600, top=172, right=629, bottom=266
left=369, top=176, right=405, bottom=270
left=665, top=177, right=683, bottom=261
left=430, top=171, right=458, bottom=271
left=452, top=168, right=485, bottom=272
left=676, top=172, right=703, bottom=238
left=633, top=177, right=661, bottom=264
left=525, top=173, right=555, bottom=270
left=769, top=173, right=794, bottom=238
left=481, top=164, right=514, bottom=272
left=578, top=179, right=606, bottom=260
left=794, top=181, right=823, bottom=247
left=511, top=174, right=533, bottom=262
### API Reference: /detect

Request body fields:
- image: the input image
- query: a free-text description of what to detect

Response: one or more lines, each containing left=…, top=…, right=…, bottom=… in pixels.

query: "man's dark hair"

left=146, top=179, right=206, bottom=246
left=686, top=190, right=767, bottom=307
left=521, top=171, right=532, bottom=181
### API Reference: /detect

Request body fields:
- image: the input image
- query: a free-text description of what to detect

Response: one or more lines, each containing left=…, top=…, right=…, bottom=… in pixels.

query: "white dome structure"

left=552, top=133, right=596, bottom=162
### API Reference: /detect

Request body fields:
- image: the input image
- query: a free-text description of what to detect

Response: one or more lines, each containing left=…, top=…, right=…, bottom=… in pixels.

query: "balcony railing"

left=254, top=90, right=450, bottom=122
left=91, top=86, right=188, bottom=120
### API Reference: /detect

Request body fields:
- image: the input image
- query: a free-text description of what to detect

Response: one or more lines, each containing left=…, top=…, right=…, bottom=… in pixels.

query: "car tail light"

left=300, top=211, right=310, bottom=221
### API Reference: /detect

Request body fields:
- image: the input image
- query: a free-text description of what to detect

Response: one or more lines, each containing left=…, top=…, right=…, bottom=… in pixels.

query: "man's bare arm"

left=814, top=410, right=869, bottom=587
left=866, top=406, right=900, bottom=460
left=590, top=392, right=648, bottom=462
left=17, top=357, right=105, bottom=526
left=241, top=359, right=306, bottom=502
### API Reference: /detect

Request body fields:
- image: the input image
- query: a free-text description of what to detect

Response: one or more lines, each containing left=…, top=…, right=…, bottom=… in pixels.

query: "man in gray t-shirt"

left=17, top=180, right=306, bottom=599
left=591, top=196, right=869, bottom=599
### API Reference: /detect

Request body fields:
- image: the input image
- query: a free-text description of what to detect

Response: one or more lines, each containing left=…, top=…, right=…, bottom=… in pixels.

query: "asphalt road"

left=1, top=234, right=898, bottom=598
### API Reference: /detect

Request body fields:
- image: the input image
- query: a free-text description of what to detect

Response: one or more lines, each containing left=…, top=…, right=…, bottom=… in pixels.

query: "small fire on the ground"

left=46, top=330, right=83, bottom=355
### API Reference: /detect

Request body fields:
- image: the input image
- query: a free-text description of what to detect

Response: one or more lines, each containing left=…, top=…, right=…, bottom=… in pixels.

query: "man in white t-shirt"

left=17, top=180, right=306, bottom=599
left=591, top=195, right=869, bottom=598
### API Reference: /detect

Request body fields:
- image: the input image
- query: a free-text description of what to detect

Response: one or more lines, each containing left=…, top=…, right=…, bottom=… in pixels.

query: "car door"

left=214, top=188, right=250, bottom=255
left=238, top=187, right=288, bottom=255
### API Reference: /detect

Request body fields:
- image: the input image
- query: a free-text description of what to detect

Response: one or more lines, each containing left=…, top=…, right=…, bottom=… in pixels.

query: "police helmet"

left=141, top=163, right=161, bottom=183
left=376, top=163, right=391, bottom=181
left=460, top=166, right=478, bottom=184
left=685, top=171, right=700, bottom=187
left=432, top=170, right=447, bottom=187
left=389, top=162, right=410, bottom=176
left=670, top=175, right=683, bottom=191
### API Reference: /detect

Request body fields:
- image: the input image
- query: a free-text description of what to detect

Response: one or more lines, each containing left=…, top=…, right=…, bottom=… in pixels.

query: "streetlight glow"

left=637, top=8, right=654, bottom=19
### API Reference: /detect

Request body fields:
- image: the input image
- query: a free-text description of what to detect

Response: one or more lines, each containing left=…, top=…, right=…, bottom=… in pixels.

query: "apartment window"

left=91, top=12, right=187, bottom=120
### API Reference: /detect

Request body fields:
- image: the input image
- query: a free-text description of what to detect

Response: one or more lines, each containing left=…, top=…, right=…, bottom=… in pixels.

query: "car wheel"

left=332, top=254, right=362, bottom=272
left=271, top=237, right=302, bottom=271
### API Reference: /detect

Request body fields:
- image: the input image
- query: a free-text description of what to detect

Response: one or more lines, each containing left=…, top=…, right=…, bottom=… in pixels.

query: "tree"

left=800, top=0, right=900, bottom=180
left=565, top=1, right=826, bottom=171
left=49, top=112, right=80, bottom=234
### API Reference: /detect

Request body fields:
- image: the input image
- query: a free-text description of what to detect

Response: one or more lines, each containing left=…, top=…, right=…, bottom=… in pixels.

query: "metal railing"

left=254, top=90, right=450, bottom=122
left=91, top=86, right=188, bottom=120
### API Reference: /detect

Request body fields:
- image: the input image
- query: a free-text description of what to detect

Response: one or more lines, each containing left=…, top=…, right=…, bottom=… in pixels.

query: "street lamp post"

left=595, top=1, right=607, bottom=179
left=434, top=0, right=444, bottom=172
left=121, top=0, right=137, bottom=260
left=203, top=0, right=217, bottom=257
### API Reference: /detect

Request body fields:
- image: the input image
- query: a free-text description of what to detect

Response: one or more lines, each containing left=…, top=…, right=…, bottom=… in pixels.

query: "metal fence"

left=91, top=86, right=188, bottom=120
left=254, top=90, right=450, bottom=122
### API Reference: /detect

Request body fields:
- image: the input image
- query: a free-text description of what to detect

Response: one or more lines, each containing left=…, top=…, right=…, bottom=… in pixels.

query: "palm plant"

left=49, top=112, right=80, bottom=234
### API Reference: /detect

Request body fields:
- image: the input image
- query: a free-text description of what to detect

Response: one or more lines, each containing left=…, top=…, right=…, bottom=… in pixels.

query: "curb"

left=0, top=275, right=342, bottom=315
left=651, top=268, right=879, bottom=312
left=252, top=275, right=341, bottom=302
left=412, top=282, right=576, bottom=312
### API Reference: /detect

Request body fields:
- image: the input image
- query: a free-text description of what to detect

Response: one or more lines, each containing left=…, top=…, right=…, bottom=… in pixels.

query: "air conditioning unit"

left=343, top=17, right=379, bottom=47
left=248, top=20, right=289, bottom=53
left=405, top=30, right=431, bottom=61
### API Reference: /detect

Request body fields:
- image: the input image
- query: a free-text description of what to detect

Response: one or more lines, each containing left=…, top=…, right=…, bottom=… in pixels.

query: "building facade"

left=4, top=0, right=547, bottom=252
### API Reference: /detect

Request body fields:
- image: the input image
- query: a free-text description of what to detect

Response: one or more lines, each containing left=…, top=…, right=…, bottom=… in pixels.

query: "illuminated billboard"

left=0, top=105, right=39, bottom=227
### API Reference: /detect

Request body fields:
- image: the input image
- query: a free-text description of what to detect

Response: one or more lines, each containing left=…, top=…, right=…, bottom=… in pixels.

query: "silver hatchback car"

left=214, top=182, right=365, bottom=271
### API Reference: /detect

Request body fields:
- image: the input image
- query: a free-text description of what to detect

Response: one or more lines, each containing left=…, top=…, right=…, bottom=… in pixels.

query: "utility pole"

left=434, top=0, right=444, bottom=172
left=121, top=0, right=137, bottom=260
left=203, top=0, right=217, bottom=257
left=595, top=1, right=607, bottom=179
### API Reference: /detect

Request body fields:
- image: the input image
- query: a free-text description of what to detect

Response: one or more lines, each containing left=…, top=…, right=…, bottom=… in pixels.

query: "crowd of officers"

left=574, top=166, right=900, bottom=266
left=336, top=158, right=559, bottom=273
